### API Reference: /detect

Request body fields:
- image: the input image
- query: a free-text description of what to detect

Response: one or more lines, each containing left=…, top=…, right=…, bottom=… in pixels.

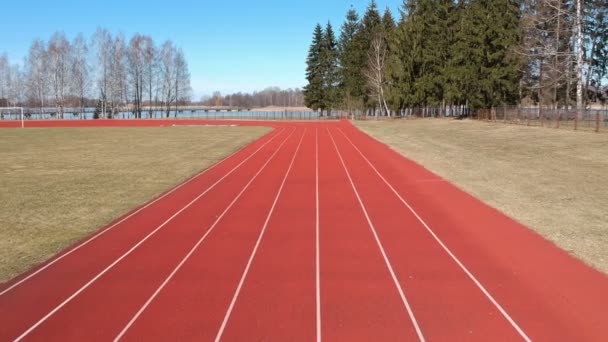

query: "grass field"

left=355, top=119, right=608, bottom=274
left=0, top=126, right=270, bottom=282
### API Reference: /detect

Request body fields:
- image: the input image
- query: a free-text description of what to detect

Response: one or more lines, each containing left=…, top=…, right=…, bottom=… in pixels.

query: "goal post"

left=0, top=107, right=25, bottom=128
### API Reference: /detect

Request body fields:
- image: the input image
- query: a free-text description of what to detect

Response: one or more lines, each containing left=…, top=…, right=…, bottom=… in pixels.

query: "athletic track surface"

left=0, top=120, right=607, bottom=341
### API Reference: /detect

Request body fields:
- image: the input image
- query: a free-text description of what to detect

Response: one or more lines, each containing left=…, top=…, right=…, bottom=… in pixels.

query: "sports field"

left=0, top=119, right=606, bottom=341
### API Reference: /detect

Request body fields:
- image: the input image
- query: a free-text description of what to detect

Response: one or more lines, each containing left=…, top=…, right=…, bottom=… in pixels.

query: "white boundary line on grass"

left=13, top=128, right=288, bottom=342
left=113, top=128, right=296, bottom=342
left=337, top=127, right=532, bottom=342
left=315, top=127, right=322, bottom=342
left=328, top=128, right=425, bottom=342
left=0, top=127, right=282, bottom=298
left=214, top=129, right=305, bottom=342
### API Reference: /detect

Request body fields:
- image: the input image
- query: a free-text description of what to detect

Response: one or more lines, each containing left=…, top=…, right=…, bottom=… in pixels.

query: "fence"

left=0, top=109, right=348, bottom=121
left=352, top=106, right=472, bottom=120
left=350, top=105, right=608, bottom=133
left=477, top=106, right=608, bottom=132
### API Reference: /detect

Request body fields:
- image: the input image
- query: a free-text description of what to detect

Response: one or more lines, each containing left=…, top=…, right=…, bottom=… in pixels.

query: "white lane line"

left=114, top=128, right=297, bottom=342
left=337, top=128, right=532, bottom=342
left=0, top=128, right=281, bottom=298
left=12, top=128, right=288, bottom=342
left=315, top=127, right=322, bottom=342
left=328, top=128, right=426, bottom=342
left=214, top=129, right=306, bottom=342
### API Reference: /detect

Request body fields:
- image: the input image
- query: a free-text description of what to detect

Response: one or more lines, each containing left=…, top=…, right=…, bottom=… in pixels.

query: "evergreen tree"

left=303, top=0, right=542, bottom=112
left=338, top=7, right=364, bottom=112
left=444, top=0, right=473, bottom=108
left=392, top=1, right=416, bottom=108
left=407, top=0, right=452, bottom=108
left=304, top=24, right=326, bottom=113
left=457, top=0, right=522, bottom=109
left=585, top=0, right=608, bottom=104
left=381, top=7, right=399, bottom=113
left=321, top=22, right=340, bottom=113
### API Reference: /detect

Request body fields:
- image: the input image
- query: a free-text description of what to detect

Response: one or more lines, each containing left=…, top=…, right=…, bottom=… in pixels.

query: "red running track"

left=1, top=119, right=607, bottom=341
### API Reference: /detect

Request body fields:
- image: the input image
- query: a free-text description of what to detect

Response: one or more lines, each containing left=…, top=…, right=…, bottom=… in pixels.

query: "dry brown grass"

left=355, top=119, right=608, bottom=273
left=0, top=126, right=269, bottom=282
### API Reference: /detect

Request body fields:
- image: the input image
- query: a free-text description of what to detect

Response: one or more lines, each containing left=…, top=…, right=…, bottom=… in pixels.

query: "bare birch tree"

left=93, top=28, right=112, bottom=118
left=2, top=29, right=189, bottom=118
left=71, top=34, right=90, bottom=119
left=159, top=41, right=176, bottom=117
left=48, top=32, right=71, bottom=118
left=7, top=64, right=25, bottom=106
left=0, top=54, right=10, bottom=106
left=141, top=36, right=157, bottom=117
left=365, top=33, right=390, bottom=117
left=174, top=48, right=191, bottom=114
left=26, top=39, right=49, bottom=113
left=128, top=34, right=146, bottom=118
left=109, top=34, right=128, bottom=117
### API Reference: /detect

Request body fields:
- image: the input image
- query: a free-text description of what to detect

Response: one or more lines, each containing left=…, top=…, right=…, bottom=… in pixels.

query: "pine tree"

left=304, top=24, right=326, bottom=114
left=338, top=7, right=364, bottom=113
left=585, top=0, right=608, bottom=104
left=322, top=22, right=340, bottom=113
left=445, top=0, right=473, bottom=108
left=381, top=7, right=399, bottom=113
left=409, top=0, right=452, bottom=108
left=392, top=1, right=416, bottom=109
left=471, top=0, right=522, bottom=109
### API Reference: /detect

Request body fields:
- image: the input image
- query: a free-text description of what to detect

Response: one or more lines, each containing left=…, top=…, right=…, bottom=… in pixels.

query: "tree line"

left=201, top=87, right=305, bottom=108
left=0, top=29, right=191, bottom=118
left=304, top=0, right=608, bottom=117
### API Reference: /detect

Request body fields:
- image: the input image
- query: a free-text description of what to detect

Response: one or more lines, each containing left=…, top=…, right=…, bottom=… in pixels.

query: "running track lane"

left=0, top=126, right=286, bottom=340
left=216, top=126, right=317, bottom=341
left=114, top=128, right=304, bottom=341
left=328, top=126, right=524, bottom=340
left=1, top=120, right=607, bottom=341
left=337, top=121, right=608, bottom=341
left=316, top=126, right=420, bottom=341
left=10, top=128, right=295, bottom=341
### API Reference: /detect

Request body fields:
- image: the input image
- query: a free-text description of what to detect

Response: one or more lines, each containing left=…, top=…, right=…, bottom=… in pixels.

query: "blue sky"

left=1, top=0, right=402, bottom=98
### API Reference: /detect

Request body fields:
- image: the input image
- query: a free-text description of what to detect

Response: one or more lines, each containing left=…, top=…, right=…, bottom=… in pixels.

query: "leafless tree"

left=365, top=33, right=390, bottom=117
left=140, top=35, right=157, bottom=116
left=202, top=87, right=305, bottom=108
left=71, top=34, right=90, bottom=119
left=93, top=28, right=112, bottom=118
left=7, top=64, right=25, bottom=106
left=25, top=39, right=49, bottom=113
left=48, top=32, right=71, bottom=118
left=0, top=53, right=10, bottom=106
left=159, top=41, right=176, bottom=117
left=128, top=34, right=146, bottom=118
left=174, top=48, right=191, bottom=115
left=0, top=55, right=25, bottom=107
left=109, top=34, right=128, bottom=117
left=519, top=0, right=574, bottom=110
left=2, top=29, right=190, bottom=118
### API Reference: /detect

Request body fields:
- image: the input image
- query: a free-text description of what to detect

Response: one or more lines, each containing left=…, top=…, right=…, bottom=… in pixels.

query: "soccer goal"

left=0, top=107, right=25, bottom=128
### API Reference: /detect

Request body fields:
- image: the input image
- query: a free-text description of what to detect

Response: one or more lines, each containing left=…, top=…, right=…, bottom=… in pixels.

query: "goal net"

left=0, top=107, right=25, bottom=127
